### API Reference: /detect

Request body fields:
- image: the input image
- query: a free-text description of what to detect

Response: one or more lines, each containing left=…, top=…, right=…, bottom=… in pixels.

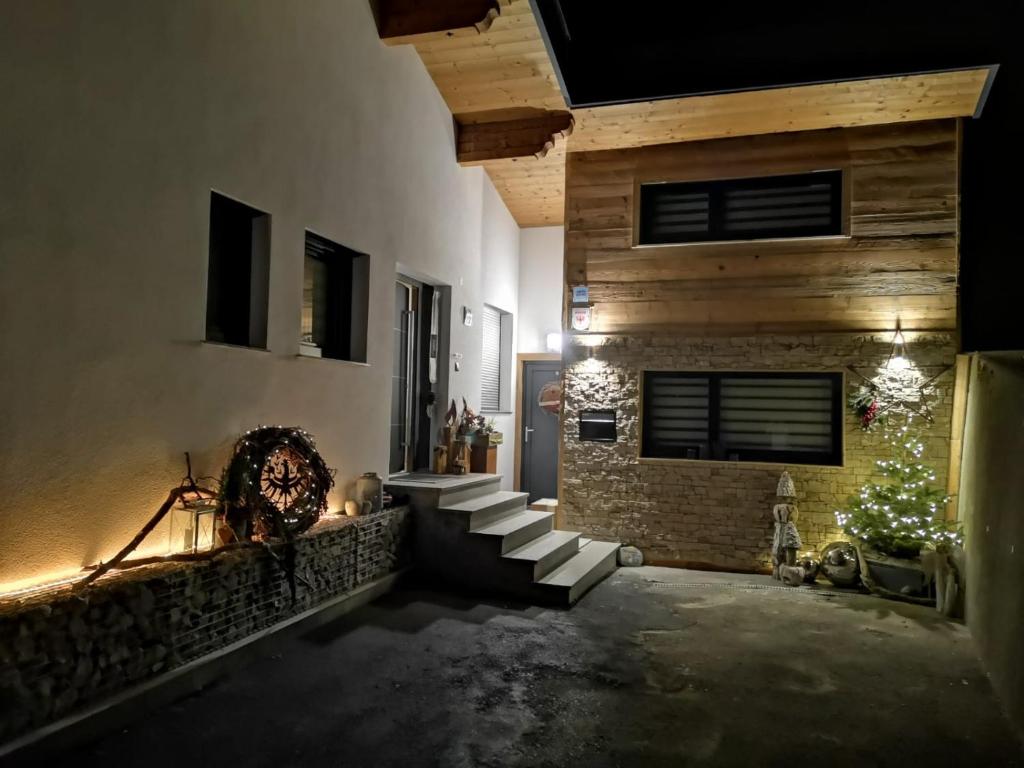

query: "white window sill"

left=295, top=353, right=370, bottom=368
left=202, top=340, right=270, bottom=353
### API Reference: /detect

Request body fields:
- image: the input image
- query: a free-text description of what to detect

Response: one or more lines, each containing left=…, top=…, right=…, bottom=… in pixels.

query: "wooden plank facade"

left=564, top=119, right=961, bottom=335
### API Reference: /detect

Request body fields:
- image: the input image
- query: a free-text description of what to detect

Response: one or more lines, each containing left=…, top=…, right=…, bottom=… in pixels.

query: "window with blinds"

left=481, top=305, right=502, bottom=411
left=638, top=170, right=843, bottom=245
left=481, top=304, right=512, bottom=412
left=642, top=372, right=842, bottom=465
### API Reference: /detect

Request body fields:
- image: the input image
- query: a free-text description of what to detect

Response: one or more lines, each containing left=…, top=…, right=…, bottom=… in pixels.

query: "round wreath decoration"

left=219, top=426, right=334, bottom=541
left=848, top=387, right=887, bottom=431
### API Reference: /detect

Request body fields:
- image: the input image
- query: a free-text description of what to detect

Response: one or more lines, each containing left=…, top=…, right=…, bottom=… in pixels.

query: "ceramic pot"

left=356, top=472, right=383, bottom=514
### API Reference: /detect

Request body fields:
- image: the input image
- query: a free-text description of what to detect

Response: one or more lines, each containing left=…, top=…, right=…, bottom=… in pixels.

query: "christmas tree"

left=835, top=422, right=962, bottom=558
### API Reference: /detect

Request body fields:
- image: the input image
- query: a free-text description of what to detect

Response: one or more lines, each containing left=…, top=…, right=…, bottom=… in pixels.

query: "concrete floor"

left=33, top=568, right=1024, bottom=767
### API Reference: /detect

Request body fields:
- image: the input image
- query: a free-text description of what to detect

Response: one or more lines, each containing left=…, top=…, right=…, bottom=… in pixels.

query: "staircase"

left=385, top=474, right=619, bottom=606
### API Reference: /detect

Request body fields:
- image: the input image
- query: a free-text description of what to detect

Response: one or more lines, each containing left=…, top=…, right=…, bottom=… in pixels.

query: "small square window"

left=206, top=192, right=271, bottom=348
left=301, top=232, right=369, bottom=363
left=481, top=304, right=513, bottom=412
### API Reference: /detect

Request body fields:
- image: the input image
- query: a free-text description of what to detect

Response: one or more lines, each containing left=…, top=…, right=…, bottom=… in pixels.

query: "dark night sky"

left=534, top=1, right=1021, bottom=351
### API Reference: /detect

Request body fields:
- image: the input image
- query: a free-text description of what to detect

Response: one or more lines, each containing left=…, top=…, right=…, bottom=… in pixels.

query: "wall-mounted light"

left=545, top=332, right=563, bottom=353
left=887, top=322, right=909, bottom=371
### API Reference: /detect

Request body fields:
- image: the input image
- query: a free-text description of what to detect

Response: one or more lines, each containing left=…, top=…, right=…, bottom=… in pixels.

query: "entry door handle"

left=524, top=426, right=535, bottom=443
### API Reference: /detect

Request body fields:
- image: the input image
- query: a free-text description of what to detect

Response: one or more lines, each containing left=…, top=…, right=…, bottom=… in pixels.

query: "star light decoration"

left=846, top=324, right=952, bottom=425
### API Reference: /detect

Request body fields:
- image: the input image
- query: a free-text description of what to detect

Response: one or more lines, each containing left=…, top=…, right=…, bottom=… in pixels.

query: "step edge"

left=502, top=530, right=579, bottom=561
left=535, top=541, right=620, bottom=587
left=439, top=490, right=529, bottom=513
left=468, top=509, right=553, bottom=536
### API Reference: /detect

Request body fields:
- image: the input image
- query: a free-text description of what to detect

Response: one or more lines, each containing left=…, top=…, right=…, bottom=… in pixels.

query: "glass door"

left=390, top=281, right=417, bottom=475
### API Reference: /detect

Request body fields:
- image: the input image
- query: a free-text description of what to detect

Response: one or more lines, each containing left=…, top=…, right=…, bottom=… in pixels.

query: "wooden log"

left=457, top=111, right=574, bottom=164
left=75, top=485, right=217, bottom=590
left=374, top=0, right=507, bottom=44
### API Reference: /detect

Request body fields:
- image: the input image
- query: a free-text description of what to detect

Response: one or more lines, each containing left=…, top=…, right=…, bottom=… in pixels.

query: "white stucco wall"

left=479, top=181, right=521, bottom=489
left=0, top=0, right=521, bottom=589
left=517, top=226, right=565, bottom=353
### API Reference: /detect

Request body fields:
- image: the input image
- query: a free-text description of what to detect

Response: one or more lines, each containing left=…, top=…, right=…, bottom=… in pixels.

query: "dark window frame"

left=302, top=231, right=369, bottom=363
left=206, top=192, right=271, bottom=349
left=638, top=170, right=844, bottom=246
left=641, top=371, right=844, bottom=466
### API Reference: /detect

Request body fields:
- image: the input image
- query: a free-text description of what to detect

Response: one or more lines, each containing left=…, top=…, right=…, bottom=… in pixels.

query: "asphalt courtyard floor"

left=23, top=567, right=1024, bottom=767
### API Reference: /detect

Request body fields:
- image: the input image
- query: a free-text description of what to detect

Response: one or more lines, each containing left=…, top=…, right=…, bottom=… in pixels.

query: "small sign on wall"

left=571, top=306, right=592, bottom=331
left=571, top=285, right=589, bottom=304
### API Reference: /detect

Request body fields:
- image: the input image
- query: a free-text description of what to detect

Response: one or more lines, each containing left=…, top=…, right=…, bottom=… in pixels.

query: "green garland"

left=219, top=426, right=334, bottom=541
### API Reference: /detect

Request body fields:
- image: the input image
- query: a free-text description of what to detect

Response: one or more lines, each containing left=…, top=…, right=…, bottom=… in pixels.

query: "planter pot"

left=858, top=546, right=933, bottom=605
left=470, top=441, right=498, bottom=473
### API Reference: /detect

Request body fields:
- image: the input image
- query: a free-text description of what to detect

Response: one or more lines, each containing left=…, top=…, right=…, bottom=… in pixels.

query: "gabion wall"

left=0, top=507, right=411, bottom=744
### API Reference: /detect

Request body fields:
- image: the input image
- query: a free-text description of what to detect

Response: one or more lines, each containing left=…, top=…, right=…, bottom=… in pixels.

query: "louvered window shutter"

left=718, top=376, right=835, bottom=454
left=642, top=372, right=842, bottom=465
left=481, top=305, right=501, bottom=411
left=639, top=170, right=842, bottom=245
left=642, top=375, right=711, bottom=458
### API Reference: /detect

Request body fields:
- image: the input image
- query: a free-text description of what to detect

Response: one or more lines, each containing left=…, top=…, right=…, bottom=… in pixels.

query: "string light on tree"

left=835, top=420, right=961, bottom=558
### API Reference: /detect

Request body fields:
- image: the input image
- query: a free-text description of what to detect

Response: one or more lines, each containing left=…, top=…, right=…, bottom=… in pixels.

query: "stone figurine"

left=771, top=471, right=803, bottom=583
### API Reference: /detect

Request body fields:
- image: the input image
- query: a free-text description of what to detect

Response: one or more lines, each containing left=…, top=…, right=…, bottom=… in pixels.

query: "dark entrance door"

left=390, top=278, right=438, bottom=475
left=521, top=359, right=561, bottom=503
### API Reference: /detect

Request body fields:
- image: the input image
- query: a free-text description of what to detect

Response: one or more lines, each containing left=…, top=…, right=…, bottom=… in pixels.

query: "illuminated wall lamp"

left=545, top=332, right=563, bottom=353
left=887, top=322, right=909, bottom=371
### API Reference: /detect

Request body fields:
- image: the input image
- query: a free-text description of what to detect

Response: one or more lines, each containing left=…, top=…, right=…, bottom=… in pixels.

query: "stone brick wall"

left=561, top=333, right=956, bottom=571
left=0, top=507, right=411, bottom=744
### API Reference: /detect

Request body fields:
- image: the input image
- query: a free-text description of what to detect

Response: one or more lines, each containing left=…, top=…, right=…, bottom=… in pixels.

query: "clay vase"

left=356, top=472, right=383, bottom=514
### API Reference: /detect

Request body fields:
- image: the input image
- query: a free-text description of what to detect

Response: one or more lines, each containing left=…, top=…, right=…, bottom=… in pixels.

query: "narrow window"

left=206, top=192, right=271, bottom=348
left=481, top=304, right=513, bottom=412
left=300, top=232, right=369, bottom=363
left=642, top=372, right=842, bottom=466
left=638, top=170, right=843, bottom=245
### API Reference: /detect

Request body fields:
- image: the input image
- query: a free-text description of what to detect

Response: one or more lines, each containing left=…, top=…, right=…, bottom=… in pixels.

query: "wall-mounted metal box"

left=579, top=410, right=617, bottom=442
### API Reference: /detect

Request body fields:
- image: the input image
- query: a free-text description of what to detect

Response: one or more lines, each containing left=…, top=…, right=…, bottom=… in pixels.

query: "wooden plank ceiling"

left=379, top=0, right=991, bottom=228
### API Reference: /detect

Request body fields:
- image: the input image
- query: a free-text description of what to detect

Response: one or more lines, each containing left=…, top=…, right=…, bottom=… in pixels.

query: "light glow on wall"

left=571, top=333, right=606, bottom=348
left=0, top=572, right=85, bottom=600
left=886, top=324, right=909, bottom=370
left=545, top=332, right=563, bottom=353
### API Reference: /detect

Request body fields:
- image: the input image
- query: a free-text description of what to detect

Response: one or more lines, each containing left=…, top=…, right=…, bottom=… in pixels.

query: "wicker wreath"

left=219, top=426, right=334, bottom=540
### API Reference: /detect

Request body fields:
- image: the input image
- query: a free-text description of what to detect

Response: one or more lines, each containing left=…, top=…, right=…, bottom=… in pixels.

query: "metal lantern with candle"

left=168, top=452, right=221, bottom=554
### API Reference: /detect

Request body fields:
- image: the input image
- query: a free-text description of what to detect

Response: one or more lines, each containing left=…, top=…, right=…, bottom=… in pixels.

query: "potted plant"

left=834, top=421, right=962, bottom=603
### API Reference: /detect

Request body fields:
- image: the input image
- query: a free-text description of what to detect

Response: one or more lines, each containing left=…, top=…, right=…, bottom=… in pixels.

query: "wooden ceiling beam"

left=456, top=111, right=574, bottom=165
left=373, top=0, right=511, bottom=45
left=386, top=0, right=993, bottom=227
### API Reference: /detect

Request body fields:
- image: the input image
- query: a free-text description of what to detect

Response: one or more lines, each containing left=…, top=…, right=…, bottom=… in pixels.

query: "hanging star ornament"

left=846, top=325, right=952, bottom=426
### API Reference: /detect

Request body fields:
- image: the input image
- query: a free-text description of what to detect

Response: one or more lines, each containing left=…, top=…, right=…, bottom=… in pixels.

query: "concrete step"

left=503, top=530, right=581, bottom=580
left=535, top=540, right=620, bottom=605
left=385, top=473, right=503, bottom=510
left=470, top=509, right=554, bottom=554
left=438, top=475, right=503, bottom=507
left=440, top=490, right=528, bottom=529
